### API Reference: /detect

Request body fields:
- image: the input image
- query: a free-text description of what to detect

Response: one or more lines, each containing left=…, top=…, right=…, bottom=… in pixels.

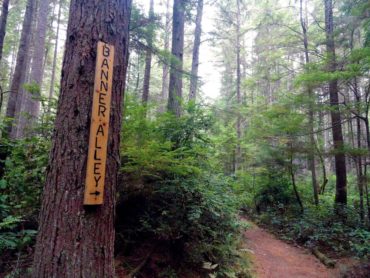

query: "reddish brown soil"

left=244, top=224, right=343, bottom=278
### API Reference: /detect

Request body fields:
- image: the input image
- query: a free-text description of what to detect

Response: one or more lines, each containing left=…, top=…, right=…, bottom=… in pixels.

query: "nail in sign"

left=84, top=41, right=115, bottom=205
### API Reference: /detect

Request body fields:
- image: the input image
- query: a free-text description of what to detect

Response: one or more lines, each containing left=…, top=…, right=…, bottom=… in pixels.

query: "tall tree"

left=0, top=0, right=10, bottom=62
left=48, top=0, right=63, bottom=110
left=32, top=0, right=132, bottom=276
left=5, top=0, right=36, bottom=138
left=159, top=0, right=171, bottom=112
left=189, top=0, right=203, bottom=101
left=167, top=0, right=186, bottom=117
left=235, top=0, right=242, bottom=172
left=324, top=0, right=347, bottom=205
left=23, top=0, right=52, bottom=134
left=299, top=0, right=319, bottom=205
left=142, top=0, right=154, bottom=106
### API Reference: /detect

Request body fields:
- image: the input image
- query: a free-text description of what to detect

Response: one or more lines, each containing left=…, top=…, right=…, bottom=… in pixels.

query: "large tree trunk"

left=142, top=0, right=154, bottom=106
left=32, top=0, right=131, bottom=277
left=17, top=0, right=52, bottom=137
left=0, top=0, right=10, bottom=62
left=167, top=0, right=185, bottom=117
left=324, top=0, right=347, bottom=205
left=48, top=0, right=63, bottom=111
left=5, top=0, right=36, bottom=138
left=300, top=0, right=319, bottom=205
left=188, top=0, right=203, bottom=101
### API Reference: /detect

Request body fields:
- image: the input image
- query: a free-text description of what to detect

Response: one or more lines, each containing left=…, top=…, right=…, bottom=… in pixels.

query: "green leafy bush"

left=116, top=98, right=247, bottom=276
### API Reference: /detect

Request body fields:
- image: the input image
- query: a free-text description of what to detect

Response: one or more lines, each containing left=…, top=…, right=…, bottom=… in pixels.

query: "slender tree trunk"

left=355, top=112, right=364, bottom=222
left=159, top=0, right=171, bottom=113
left=0, top=0, right=10, bottom=62
left=142, top=0, right=154, bottom=106
left=300, top=0, right=319, bottom=205
left=364, top=164, right=370, bottom=224
left=235, top=0, right=242, bottom=172
left=189, top=0, right=203, bottom=101
left=317, top=103, right=329, bottom=194
left=167, top=0, right=185, bottom=117
left=317, top=145, right=328, bottom=194
left=134, top=53, right=141, bottom=97
left=324, top=0, right=347, bottom=205
left=32, top=0, right=132, bottom=276
left=289, top=147, right=304, bottom=213
left=5, top=0, right=36, bottom=138
left=363, top=111, right=370, bottom=222
left=48, top=0, right=63, bottom=111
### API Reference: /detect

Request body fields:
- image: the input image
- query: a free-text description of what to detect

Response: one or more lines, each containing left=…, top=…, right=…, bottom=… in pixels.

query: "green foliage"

left=253, top=201, right=370, bottom=259
left=0, top=136, right=50, bottom=218
left=121, top=96, right=213, bottom=179
left=0, top=215, right=37, bottom=252
left=116, top=96, right=247, bottom=276
left=0, top=135, right=50, bottom=264
left=254, top=171, right=295, bottom=212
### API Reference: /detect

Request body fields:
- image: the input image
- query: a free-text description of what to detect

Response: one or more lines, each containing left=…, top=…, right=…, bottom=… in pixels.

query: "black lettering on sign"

left=84, top=41, right=115, bottom=205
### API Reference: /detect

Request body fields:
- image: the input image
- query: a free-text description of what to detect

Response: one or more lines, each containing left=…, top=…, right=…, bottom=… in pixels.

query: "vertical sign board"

left=84, top=41, right=115, bottom=205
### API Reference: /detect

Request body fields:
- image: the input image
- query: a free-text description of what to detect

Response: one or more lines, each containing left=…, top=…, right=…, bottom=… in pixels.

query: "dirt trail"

left=244, top=224, right=340, bottom=278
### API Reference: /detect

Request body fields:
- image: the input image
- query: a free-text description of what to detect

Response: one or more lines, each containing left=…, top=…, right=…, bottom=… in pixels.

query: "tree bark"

left=32, top=0, right=132, bottom=277
left=142, top=0, right=154, bottom=106
left=5, top=0, right=36, bottom=138
left=21, top=0, right=52, bottom=134
left=0, top=0, right=10, bottom=62
left=189, top=0, right=203, bottom=101
left=300, top=0, right=319, bottom=205
left=167, top=0, right=185, bottom=117
left=324, top=0, right=347, bottom=205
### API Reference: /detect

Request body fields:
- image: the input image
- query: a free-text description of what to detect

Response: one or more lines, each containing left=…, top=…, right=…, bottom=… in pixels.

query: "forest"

left=0, top=0, right=369, bottom=277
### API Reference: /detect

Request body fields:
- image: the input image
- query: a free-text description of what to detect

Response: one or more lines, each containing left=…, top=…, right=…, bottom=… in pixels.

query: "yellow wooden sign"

left=84, top=41, right=115, bottom=205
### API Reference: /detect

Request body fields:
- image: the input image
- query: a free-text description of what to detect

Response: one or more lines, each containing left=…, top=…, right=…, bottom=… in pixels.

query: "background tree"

left=142, top=0, right=155, bottom=107
left=0, top=0, right=10, bottom=62
left=167, top=0, right=186, bottom=117
left=324, top=0, right=347, bottom=206
left=5, top=0, right=36, bottom=138
left=189, top=0, right=203, bottom=101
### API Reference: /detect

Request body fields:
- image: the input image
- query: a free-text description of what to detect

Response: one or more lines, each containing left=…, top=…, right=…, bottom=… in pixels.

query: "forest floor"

left=243, top=221, right=359, bottom=278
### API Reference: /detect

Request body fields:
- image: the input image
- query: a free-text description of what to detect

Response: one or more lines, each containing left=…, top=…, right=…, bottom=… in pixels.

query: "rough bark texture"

left=5, top=0, right=36, bottom=138
left=0, top=0, right=10, bottom=62
left=324, top=0, right=347, bottom=205
left=32, top=0, right=131, bottom=277
left=189, top=0, right=203, bottom=101
left=300, top=0, right=319, bottom=205
left=167, top=0, right=185, bottom=117
left=142, top=0, right=154, bottom=106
